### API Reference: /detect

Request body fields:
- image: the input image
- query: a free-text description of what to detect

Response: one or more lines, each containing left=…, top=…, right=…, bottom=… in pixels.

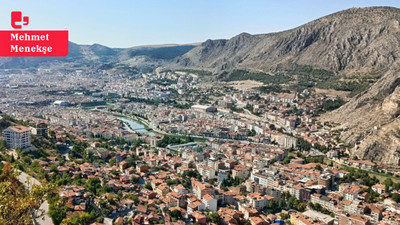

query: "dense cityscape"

left=3, top=0, right=400, bottom=224
left=1, top=65, right=400, bottom=225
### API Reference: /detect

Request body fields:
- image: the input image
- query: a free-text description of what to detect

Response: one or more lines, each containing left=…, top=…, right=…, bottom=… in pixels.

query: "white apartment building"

left=2, top=126, right=32, bottom=149
left=202, top=194, right=217, bottom=211
left=198, top=165, right=215, bottom=179
left=251, top=172, right=269, bottom=187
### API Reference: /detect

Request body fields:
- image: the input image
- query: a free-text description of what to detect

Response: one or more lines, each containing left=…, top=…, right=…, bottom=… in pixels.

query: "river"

left=118, top=117, right=156, bottom=136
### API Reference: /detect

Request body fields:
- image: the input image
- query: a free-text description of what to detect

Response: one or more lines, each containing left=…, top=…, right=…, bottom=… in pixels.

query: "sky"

left=1, top=0, right=400, bottom=48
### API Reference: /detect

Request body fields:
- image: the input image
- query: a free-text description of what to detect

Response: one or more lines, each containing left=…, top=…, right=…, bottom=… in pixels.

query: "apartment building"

left=2, top=126, right=31, bottom=150
left=336, top=213, right=371, bottom=225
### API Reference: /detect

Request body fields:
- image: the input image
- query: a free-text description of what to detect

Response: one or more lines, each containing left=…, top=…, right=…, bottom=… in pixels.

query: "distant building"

left=150, top=136, right=162, bottom=147
left=31, top=122, right=48, bottom=138
left=272, top=133, right=297, bottom=148
left=336, top=212, right=371, bottom=225
left=217, top=170, right=229, bottom=183
left=198, top=165, right=215, bottom=180
left=92, top=92, right=103, bottom=98
left=2, top=125, right=31, bottom=150
left=191, top=105, right=218, bottom=113
left=202, top=194, right=217, bottom=211
left=232, top=164, right=250, bottom=180
left=302, top=210, right=334, bottom=225
left=53, top=100, right=69, bottom=106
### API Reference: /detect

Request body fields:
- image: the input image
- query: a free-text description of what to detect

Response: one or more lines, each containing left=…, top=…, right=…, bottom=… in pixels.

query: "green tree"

left=49, top=208, right=67, bottom=225
left=269, top=199, right=277, bottom=209
left=207, top=212, right=222, bottom=225
left=96, top=217, right=104, bottom=223
left=60, top=211, right=97, bottom=225
left=145, top=182, right=153, bottom=190
left=131, top=176, right=139, bottom=184
left=283, top=157, right=291, bottom=164
left=109, top=158, right=116, bottom=167
left=298, top=138, right=312, bottom=151
left=125, top=194, right=139, bottom=205
left=50, top=164, right=58, bottom=173
left=87, top=178, right=101, bottom=195
left=315, top=164, right=323, bottom=171
left=297, top=203, right=307, bottom=212
left=170, top=210, right=182, bottom=220
left=70, top=142, right=87, bottom=159
left=392, top=193, right=400, bottom=203
left=0, top=163, right=53, bottom=225
left=393, top=182, right=400, bottom=190
left=383, top=178, right=394, bottom=188
left=280, top=212, right=290, bottom=220
left=166, top=179, right=180, bottom=186
left=314, top=203, right=322, bottom=211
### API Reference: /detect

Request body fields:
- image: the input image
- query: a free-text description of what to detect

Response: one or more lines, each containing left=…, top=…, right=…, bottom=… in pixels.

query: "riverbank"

left=118, top=117, right=156, bottom=137
left=111, top=112, right=206, bottom=142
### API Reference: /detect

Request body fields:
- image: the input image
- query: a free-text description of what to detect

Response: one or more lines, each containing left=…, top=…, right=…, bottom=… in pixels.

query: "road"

left=17, top=170, right=53, bottom=225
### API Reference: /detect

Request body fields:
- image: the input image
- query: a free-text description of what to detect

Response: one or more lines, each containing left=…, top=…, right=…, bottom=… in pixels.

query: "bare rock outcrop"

left=322, top=62, right=400, bottom=165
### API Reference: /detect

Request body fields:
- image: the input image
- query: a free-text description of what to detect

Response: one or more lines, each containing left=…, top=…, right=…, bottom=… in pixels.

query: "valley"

left=1, top=5, right=400, bottom=225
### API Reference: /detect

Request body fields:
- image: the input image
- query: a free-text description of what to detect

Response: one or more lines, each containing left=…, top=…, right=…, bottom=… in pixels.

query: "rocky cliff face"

left=321, top=61, right=400, bottom=165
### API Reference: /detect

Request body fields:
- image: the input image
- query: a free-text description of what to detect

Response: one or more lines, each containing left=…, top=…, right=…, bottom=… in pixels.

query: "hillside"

left=0, top=42, right=198, bottom=70
left=170, top=7, right=400, bottom=165
left=173, top=7, right=400, bottom=77
left=321, top=61, right=400, bottom=165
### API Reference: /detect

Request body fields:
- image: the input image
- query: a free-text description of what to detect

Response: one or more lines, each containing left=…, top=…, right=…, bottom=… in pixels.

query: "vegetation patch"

left=226, top=69, right=290, bottom=84
left=255, top=84, right=291, bottom=94
left=148, top=78, right=178, bottom=86
left=175, top=69, right=212, bottom=76
left=318, top=98, right=346, bottom=113
left=317, top=74, right=381, bottom=97
left=128, top=45, right=196, bottom=60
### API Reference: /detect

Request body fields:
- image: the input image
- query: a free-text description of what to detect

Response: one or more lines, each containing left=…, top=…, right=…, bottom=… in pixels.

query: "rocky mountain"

left=170, top=7, right=400, bottom=165
left=4, top=7, right=400, bottom=75
left=173, top=7, right=400, bottom=76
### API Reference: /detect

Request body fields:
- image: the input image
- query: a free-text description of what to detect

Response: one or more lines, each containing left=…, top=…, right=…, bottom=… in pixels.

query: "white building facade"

left=2, top=126, right=31, bottom=149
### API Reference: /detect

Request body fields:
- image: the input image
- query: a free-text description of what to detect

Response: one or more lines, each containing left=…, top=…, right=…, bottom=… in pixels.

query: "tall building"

left=2, top=126, right=32, bottom=149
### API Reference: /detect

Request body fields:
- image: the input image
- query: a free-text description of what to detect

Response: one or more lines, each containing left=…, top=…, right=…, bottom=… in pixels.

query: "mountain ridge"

left=171, top=6, right=400, bottom=77
left=0, top=41, right=199, bottom=69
